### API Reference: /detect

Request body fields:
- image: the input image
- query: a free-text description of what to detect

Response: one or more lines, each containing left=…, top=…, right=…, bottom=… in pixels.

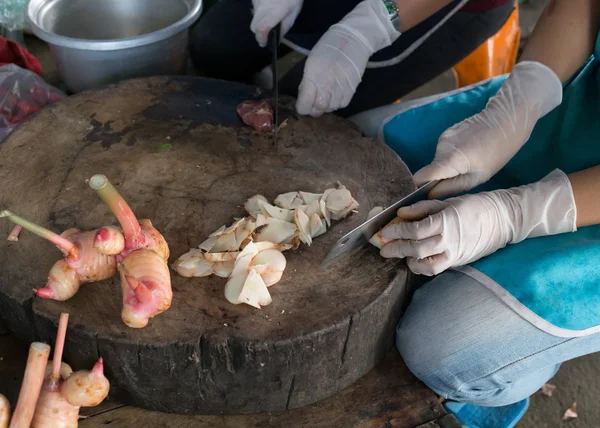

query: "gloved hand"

left=379, top=169, right=576, bottom=276
left=296, top=0, right=400, bottom=117
left=414, top=61, right=563, bottom=199
left=250, top=0, right=303, bottom=48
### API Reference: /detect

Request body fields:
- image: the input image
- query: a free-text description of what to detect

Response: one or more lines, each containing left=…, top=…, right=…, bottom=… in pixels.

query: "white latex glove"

left=414, top=61, right=563, bottom=199
left=296, top=0, right=401, bottom=117
left=380, top=169, right=576, bottom=276
left=251, top=0, right=303, bottom=48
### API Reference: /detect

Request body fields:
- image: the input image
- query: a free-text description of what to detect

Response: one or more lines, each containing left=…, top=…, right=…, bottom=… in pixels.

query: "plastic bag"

left=0, top=0, right=27, bottom=45
left=0, top=64, right=65, bottom=142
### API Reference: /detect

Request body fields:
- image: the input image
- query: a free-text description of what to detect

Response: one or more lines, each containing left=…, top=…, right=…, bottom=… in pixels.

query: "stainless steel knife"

left=320, top=180, right=438, bottom=269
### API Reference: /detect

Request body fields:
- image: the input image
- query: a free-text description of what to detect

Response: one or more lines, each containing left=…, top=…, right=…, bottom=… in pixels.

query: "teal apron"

left=380, top=32, right=600, bottom=338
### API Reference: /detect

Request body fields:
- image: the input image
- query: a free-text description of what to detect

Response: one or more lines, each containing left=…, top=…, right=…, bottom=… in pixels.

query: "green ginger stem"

left=0, top=210, right=75, bottom=254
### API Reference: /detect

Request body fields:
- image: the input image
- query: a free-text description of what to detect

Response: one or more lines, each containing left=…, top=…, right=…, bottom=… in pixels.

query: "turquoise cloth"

left=444, top=398, right=529, bottom=428
left=381, top=33, right=600, bottom=336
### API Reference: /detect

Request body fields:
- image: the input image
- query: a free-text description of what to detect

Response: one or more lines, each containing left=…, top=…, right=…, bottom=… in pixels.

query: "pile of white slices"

left=173, top=183, right=359, bottom=309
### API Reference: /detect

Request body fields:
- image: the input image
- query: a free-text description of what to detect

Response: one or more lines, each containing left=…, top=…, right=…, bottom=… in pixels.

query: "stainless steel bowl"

left=26, top=0, right=203, bottom=93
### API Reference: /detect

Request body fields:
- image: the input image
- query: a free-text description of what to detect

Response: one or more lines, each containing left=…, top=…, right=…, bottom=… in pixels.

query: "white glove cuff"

left=506, top=169, right=577, bottom=243
left=509, top=61, right=564, bottom=118
left=334, top=0, right=401, bottom=54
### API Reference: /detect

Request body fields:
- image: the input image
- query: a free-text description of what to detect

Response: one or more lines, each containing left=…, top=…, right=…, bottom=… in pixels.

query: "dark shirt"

left=285, top=0, right=513, bottom=62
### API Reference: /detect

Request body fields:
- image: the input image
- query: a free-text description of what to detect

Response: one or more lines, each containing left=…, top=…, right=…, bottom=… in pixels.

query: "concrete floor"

left=520, top=354, right=600, bottom=428
left=10, top=1, right=600, bottom=426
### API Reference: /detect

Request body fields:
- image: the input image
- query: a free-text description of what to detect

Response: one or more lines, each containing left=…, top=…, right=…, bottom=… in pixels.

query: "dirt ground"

left=16, top=1, right=600, bottom=426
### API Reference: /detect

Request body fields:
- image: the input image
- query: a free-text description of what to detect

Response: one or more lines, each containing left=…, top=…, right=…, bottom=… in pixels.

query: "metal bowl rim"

left=25, top=0, right=203, bottom=51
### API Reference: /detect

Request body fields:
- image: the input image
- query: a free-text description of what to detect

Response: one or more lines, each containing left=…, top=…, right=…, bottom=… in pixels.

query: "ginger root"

left=31, top=313, right=110, bottom=427
left=90, top=174, right=172, bottom=328
left=0, top=211, right=119, bottom=301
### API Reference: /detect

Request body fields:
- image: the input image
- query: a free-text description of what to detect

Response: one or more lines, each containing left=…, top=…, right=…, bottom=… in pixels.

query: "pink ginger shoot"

left=49, top=313, right=69, bottom=388
left=89, top=175, right=146, bottom=255
left=89, top=174, right=169, bottom=260
left=7, top=225, right=22, bottom=242
left=125, top=276, right=154, bottom=304
left=93, top=225, right=125, bottom=256
left=89, top=175, right=169, bottom=260
left=92, top=357, right=104, bottom=375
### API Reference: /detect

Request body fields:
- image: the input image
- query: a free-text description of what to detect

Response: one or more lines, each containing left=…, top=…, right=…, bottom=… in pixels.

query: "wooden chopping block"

left=0, top=76, right=415, bottom=415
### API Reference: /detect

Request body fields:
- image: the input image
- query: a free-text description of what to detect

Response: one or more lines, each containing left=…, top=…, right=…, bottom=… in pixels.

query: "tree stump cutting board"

left=0, top=76, right=415, bottom=415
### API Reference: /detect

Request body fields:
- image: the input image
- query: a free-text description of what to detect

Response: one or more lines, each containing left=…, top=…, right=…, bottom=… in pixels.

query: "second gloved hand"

left=379, top=169, right=576, bottom=276
left=296, top=0, right=400, bottom=117
left=413, top=61, right=563, bottom=199
left=251, top=0, right=303, bottom=48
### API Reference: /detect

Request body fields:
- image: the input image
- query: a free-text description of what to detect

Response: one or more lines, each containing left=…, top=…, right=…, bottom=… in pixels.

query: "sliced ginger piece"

left=234, top=218, right=256, bottom=248
left=237, top=268, right=272, bottom=308
left=253, top=217, right=297, bottom=244
left=173, top=249, right=213, bottom=277
left=309, top=213, right=327, bottom=238
left=245, top=195, right=268, bottom=218
left=224, top=242, right=259, bottom=305
left=258, top=200, right=295, bottom=222
left=204, top=252, right=239, bottom=262
left=299, top=191, right=322, bottom=204
left=251, top=249, right=286, bottom=286
left=303, top=200, right=321, bottom=218
left=294, top=208, right=312, bottom=246
left=213, top=260, right=235, bottom=278
left=274, top=192, right=298, bottom=209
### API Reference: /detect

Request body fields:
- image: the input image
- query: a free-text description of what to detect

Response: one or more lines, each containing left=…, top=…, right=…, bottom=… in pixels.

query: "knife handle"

left=268, top=24, right=281, bottom=53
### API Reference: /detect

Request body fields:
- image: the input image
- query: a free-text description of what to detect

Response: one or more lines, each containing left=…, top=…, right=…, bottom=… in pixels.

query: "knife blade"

left=268, top=24, right=281, bottom=143
left=320, top=180, right=438, bottom=269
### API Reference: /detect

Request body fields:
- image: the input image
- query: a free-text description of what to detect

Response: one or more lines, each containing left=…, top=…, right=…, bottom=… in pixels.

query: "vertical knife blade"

left=268, top=24, right=281, bottom=144
left=320, top=180, right=439, bottom=269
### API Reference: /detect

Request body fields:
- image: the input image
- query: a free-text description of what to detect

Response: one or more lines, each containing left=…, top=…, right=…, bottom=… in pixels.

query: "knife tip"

left=319, top=254, right=338, bottom=270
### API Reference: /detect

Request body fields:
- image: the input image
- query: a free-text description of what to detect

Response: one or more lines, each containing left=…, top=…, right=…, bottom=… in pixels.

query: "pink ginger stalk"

left=7, top=225, right=22, bottom=242
left=9, top=342, right=51, bottom=428
left=31, top=312, right=76, bottom=427
left=50, top=313, right=69, bottom=385
left=89, top=175, right=169, bottom=260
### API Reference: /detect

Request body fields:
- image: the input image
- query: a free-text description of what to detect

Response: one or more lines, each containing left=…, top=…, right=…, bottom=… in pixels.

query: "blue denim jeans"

left=396, top=270, right=600, bottom=407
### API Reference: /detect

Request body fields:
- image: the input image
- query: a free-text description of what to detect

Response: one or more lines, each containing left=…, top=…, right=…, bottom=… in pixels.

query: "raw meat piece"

left=237, top=101, right=273, bottom=132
